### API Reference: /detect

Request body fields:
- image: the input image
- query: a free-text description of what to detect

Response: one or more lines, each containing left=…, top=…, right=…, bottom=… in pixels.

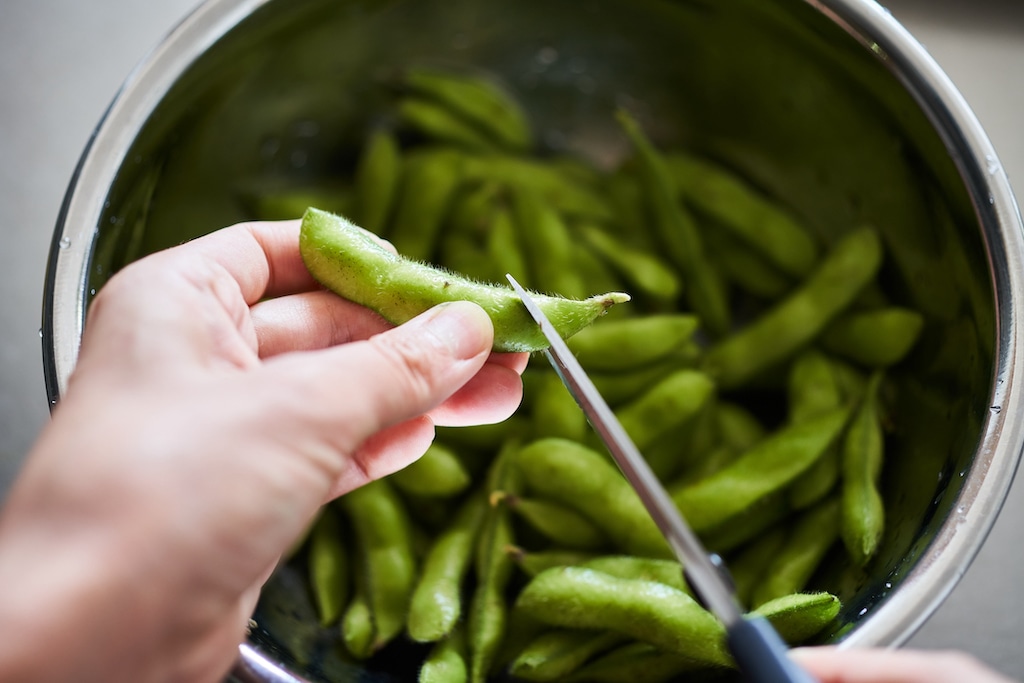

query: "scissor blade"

left=505, top=274, right=741, bottom=626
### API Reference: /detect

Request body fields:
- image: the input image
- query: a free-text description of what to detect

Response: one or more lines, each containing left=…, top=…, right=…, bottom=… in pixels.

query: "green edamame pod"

left=787, top=351, right=844, bottom=509
left=390, top=443, right=471, bottom=498
left=484, top=205, right=530, bottom=288
left=531, top=370, right=588, bottom=442
left=515, top=567, right=730, bottom=665
left=518, top=438, right=668, bottom=557
left=242, top=182, right=355, bottom=222
left=564, top=641, right=703, bottom=683
left=507, top=546, right=598, bottom=577
left=728, top=527, right=788, bottom=609
left=354, top=128, right=400, bottom=234
left=567, top=314, right=699, bottom=372
left=580, top=556, right=688, bottom=593
left=461, top=154, right=615, bottom=223
left=308, top=506, right=349, bottom=626
left=578, top=224, right=682, bottom=304
left=339, top=480, right=417, bottom=651
left=615, top=370, right=715, bottom=452
left=752, top=498, right=840, bottom=607
left=468, top=445, right=520, bottom=683
left=752, top=592, right=841, bottom=643
left=703, top=225, right=793, bottom=302
left=408, top=493, right=487, bottom=642
left=588, top=352, right=701, bottom=407
left=701, top=228, right=883, bottom=388
left=438, top=233, right=499, bottom=285
left=820, top=307, right=925, bottom=368
left=341, top=573, right=374, bottom=659
left=715, top=401, right=767, bottom=452
left=511, top=629, right=625, bottom=682
left=398, top=97, right=501, bottom=152
left=573, top=241, right=628, bottom=307
left=512, top=186, right=587, bottom=299
left=699, top=491, right=790, bottom=554
left=673, top=407, right=850, bottom=532
left=499, top=494, right=609, bottom=551
left=404, top=67, right=532, bottom=152
left=604, top=165, right=654, bottom=248
left=300, top=208, right=630, bottom=353
left=617, top=110, right=730, bottom=336
left=666, top=152, right=818, bottom=278
left=447, top=181, right=503, bottom=238
left=420, top=626, right=468, bottom=683
left=387, top=149, right=465, bottom=262
left=841, top=371, right=886, bottom=566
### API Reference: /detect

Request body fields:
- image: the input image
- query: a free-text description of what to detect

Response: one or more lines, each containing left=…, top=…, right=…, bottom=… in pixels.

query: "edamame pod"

left=341, top=575, right=375, bottom=659
left=447, top=181, right=503, bottom=238
left=300, top=208, right=630, bottom=353
left=531, top=371, right=588, bottom=442
left=518, top=438, right=668, bottom=557
left=618, top=110, right=730, bottom=336
left=701, top=228, right=882, bottom=388
left=398, top=97, right=501, bottom=152
left=820, top=307, right=925, bottom=367
left=308, top=506, right=349, bottom=626
left=567, top=314, right=700, bottom=372
left=578, top=224, right=682, bottom=304
left=387, top=149, right=465, bottom=262
left=673, top=407, right=850, bottom=532
left=499, top=493, right=609, bottom=551
left=588, top=352, right=701, bottom=407
left=420, top=626, right=469, bottom=683
left=787, top=351, right=844, bottom=509
left=511, top=629, right=625, bottom=682
left=564, top=641, right=703, bottom=683
left=841, top=371, right=886, bottom=566
left=390, top=443, right=471, bottom=498
left=615, top=370, right=716, bottom=452
left=751, top=498, right=840, bottom=607
left=728, top=527, right=788, bottom=608
left=484, top=205, right=530, bottom=288
left=339, top=480, right=417, bottom=651
left=580, top=556, right=688, bottom=593
left=408, top=493, right=487, bottom=642
left=507, top=546, right=598, bottom=577
left=666, top=152, right=819, bottom=278
left=354, top=128, right=400, bottom=234
left=703, top=224, right=793, bottom=301
left=242, top=182, right=355, bottom=222
left=753, top=592, right=841, bottom=643
left=515, top=567, right=730, bottom=665
left=512, top=186, right=587, bottom=299
left=404, top=67, right=532, bottom=152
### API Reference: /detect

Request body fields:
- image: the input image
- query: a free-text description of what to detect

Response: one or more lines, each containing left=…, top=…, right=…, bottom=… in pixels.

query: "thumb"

left=267, top=300, right=495, bottom=454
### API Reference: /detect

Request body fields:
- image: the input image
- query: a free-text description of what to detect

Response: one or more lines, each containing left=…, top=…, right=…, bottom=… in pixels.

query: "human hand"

left=792, top=646, right=1018, bottom=683
left=0, top=220, right=527, bottom=683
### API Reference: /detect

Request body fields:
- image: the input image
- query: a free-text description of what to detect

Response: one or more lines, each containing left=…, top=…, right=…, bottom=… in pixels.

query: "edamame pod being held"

left=299, top=208, right=630, bottom=352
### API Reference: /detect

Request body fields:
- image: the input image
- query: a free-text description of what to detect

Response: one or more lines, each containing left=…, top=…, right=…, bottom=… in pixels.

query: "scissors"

left=506, top=274, right=818, bottom=683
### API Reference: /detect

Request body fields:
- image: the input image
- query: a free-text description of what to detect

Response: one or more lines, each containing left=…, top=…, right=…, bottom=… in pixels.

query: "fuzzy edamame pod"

left=820, top=307, right=925, bottom=367
left=515, top=567, right=730, bottom=665
left=580, top=556, right=688, bottom=593
left=408, top=493, right=487, bottom=642
left=702, top=227, right=883, bottom=388
left=666, top=152, right=819, bottom=278
left=390, top=443, right=471, bottom=498
left=673, top=407, right=850, bottom=532
left=308, top=507, right=349, bottom=626
left=563, top=641, right=702, bottom=683
left=787, top=351, right=844, bottom=509
left=419, top=626, right=469, bottom=683
left=404, top=67, right=532, bottom=152
left=752, top=592, right=842, bottom=643
left=468, top=444, right=521, bottom=683
left=617, top=110, right=730, bottom=336
left=578, top=224, right=682, bottom=304
left=751, top=498, right=840, bottom=607
left=511, top=629, right=625, bottom=682
left=512, top=186, right=587, bottom=299
left=841, top=371, right=887, bottom=566
left=341, top=573, right=375, bottom=659
left=517, top=438, right=668, bottom=557
left=531, top=371, right=588, bottom=442
left=507, top=547, right=599, bottom=577
left=398, top=97, right=501, bottom=152
left=588, top=353, right=701, bottom=407
left=567, top=314, right=700, bottom=372
left=354, top=128, right=400, bottom=234
left=299, top=208, right=630, bottom=353
left=497, top=493, right=609, bottom=551
left=387, top=148, right=465, bottom=262
left=614, top=370, right=716, bottom=452
left=703, top=223, right=794, bottom=301
left=339, top=480, right=417, bottom=651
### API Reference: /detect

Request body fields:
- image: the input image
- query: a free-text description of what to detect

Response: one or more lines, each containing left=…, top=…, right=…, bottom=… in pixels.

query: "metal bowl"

left=43, top=0, right=1024, bottom=681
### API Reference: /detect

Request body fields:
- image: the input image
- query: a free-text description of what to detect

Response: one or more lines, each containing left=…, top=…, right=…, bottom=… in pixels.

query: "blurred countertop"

left=2, top=0, right=1023, bottom=678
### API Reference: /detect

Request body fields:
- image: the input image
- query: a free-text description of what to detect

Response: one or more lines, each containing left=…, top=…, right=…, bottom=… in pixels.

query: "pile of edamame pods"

left=251, top=66, right=926, bottom=683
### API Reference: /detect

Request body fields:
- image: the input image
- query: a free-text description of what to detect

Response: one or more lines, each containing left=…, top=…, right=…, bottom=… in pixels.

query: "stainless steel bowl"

left=43, top=0, right=1024, bottom=681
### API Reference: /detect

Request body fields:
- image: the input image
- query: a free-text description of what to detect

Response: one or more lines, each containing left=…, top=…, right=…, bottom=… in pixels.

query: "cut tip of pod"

left=593, top=292, right=632, bottom=310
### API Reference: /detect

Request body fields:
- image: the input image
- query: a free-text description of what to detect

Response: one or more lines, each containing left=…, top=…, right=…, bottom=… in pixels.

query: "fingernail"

left=417, top=301, right=493, bottom=360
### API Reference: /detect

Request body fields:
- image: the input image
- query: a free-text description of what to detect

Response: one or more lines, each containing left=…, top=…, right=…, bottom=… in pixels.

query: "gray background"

left=2, top=0, right=1023, bottom=678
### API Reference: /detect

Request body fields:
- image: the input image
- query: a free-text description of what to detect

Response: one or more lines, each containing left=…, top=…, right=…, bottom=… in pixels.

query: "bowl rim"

left=41, top=0, right=1024, bottom=678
